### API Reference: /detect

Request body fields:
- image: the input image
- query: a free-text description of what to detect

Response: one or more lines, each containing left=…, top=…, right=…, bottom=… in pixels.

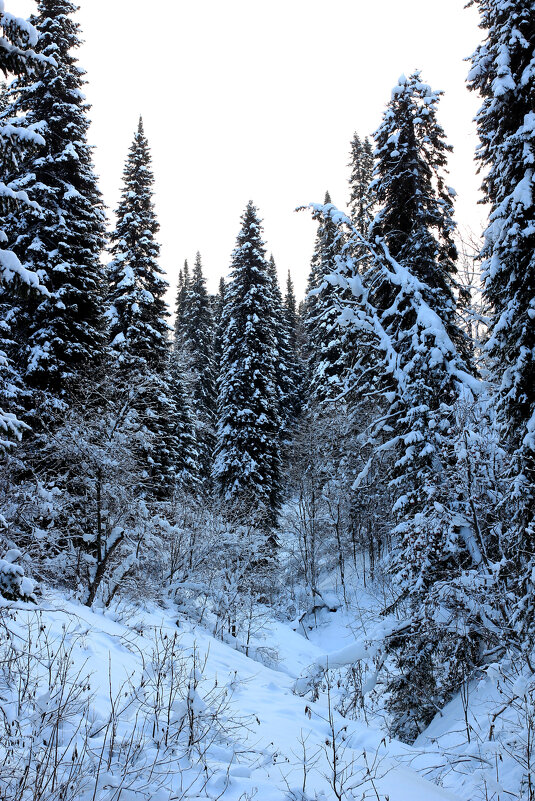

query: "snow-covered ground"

left=0, top=587, right=456, bottom=800
left=1, top=581, right=531, bottom=800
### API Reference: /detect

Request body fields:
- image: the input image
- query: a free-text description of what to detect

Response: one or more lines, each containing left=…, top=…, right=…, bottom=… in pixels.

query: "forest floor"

left=1, top=575, right=503, bottom=801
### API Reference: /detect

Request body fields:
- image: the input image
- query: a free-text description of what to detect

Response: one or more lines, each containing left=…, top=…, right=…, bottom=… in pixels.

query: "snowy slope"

left=0, top=592, right=466, bottom=801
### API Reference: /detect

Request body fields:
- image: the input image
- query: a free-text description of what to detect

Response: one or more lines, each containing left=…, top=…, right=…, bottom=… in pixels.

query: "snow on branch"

left=306, top=201, right=484, bottom=400
left=0, top=248, right=49, bottom=294
left=0, top=10, right=38, bottom=47
left=0, top=121, right=46, bottom=148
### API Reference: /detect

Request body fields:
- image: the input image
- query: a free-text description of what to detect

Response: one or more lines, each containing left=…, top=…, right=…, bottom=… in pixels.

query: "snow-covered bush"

left=165, top=501, right=280, bottom=645
left=0, top=611, right=253, bottom=801
left=0, top=548, right=34, bottom=601
left=0, top=375, right=168, bottom=606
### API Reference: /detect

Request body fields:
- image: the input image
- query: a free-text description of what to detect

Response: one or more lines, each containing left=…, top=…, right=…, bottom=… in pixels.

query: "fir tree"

left=174, top=259, right=190, bottom=350
left=212, top=276, right=226, bottom=370
left=108, top=119, right=168, bottom=375
left=213, top=202, right=282, bottom=530
left=348, top=132, right=374, bottom=236
left=284, top=272, right=298, bottom=358
left=179, top=251, right=217, bottom=479
left=4, top=0, right=107, bottom=403
left=369, top=73, right=462, bottom=348
left=302, top=190, right=346, bottom=402
left=326, top=134, right=375, bottom=395
left=306, top=74, right=478, bottom=740
left=108, top=118, right=187, bottom=497
left=368, top=73, right=476, bottom=739
left=0, top=7, right=49, bottom=451
left=267, top=254, right=295, bottom=430
left=468, top=0, right=535, bottom=642
left=284, top=270, right=302, bottom=420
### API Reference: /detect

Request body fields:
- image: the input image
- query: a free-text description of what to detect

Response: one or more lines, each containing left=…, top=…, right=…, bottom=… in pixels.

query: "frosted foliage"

left=0, top=6, right=50, bottom=450
left=305, top=89, right=481, bottom=732
left=469, top=0, right=535, bottom=449
left=0, top=549, right=34, bottom=600
left=174, top=252, right=216, bottom=479
left=310, top=199, right=478, bottom=593
left=469, top=0, right=535, bottom=637
left=2, top=0, right=106, bottom=397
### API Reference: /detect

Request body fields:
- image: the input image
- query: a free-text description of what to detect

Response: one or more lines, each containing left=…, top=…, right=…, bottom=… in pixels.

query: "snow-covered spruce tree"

left=4, top=0, right=106, bottom=408
left=174, top=259, right=190, bottom=350
left=468, top=0, right=535, bottom=644
left=295, top=195, right=360, bottom=591
left=348, top=132, right=374, bottom=237
left=302, top=190, right=346, bottom=403
left=212, top=275, right=226, bottom=371
left=108, top=118, right=187, bottom=498
left=284, top=271, right=298, bottom=358
left=0, top=6, right=52, bottom=451
left=283, top=270, right=303, bottom=420
left=0, top=8, right=53, bottom=597
left=325, top=133, right=375, bottom=399
left=213, top=202, right=282, bottom=533
left=177, top=252, right=217, bottom=480
left=304, top=75, right=490, bottom=741
left=370, top=73, right=465, bottom=351
left=267, top=254, right=296, bottom=432
left=366, top=72, right=480, bottom=740
left=308, top=201, right=484, bottom=741
left=0, top=7, right=49, bottom=250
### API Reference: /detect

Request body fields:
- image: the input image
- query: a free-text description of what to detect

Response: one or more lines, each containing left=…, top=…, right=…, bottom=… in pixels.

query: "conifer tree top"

left=108, top=119, right=169, bottom=374
left=370, top=71, right=458, bottom=317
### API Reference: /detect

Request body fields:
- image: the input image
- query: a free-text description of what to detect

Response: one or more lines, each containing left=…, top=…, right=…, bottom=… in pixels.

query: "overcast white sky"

left=10, top=0, right=484, bottom=303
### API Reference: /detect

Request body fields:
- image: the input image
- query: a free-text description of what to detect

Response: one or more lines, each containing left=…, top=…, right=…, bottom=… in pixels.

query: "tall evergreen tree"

left=212, top=275, right=226, bottom=371
left=4, top=0, right=107, bottom=403
left=108, top=119, right=168, bottom=374
left=267, top=254, right=295, bottom=429
left=284, top=272, right=298, bottom=358
left=302, top=190, right=346, bottom=402
left=369, top=73, right=462, bottom=346
left=284, top=271, right=302, bottom=420
left=348, top=132, right=374, bottom=236
left=108, top=118, right=189, bottom=497
left=306, top=74, right=480, bottom=740
left=179, top=251, right=217, bottom=479
left=325, top=133, right=375, bottom=395
left=213, top=202, right=282, bottom=529
left=468, top=0, right=535, bottom=641
left=174, top=259, right=190, bottom=350
left=368, top=72, right=477, bottom=739
left=0, top=6, right=48, bottom=451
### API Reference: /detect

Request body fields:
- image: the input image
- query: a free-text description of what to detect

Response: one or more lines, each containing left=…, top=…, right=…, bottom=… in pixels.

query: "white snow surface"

left=0, top=590, right=466, bottom=801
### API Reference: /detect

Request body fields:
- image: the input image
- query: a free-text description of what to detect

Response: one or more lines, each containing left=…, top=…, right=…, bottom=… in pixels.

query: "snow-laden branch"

left=0, top=248, right=49, bottom=294
left=306, top=201, right=484, bottom=400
